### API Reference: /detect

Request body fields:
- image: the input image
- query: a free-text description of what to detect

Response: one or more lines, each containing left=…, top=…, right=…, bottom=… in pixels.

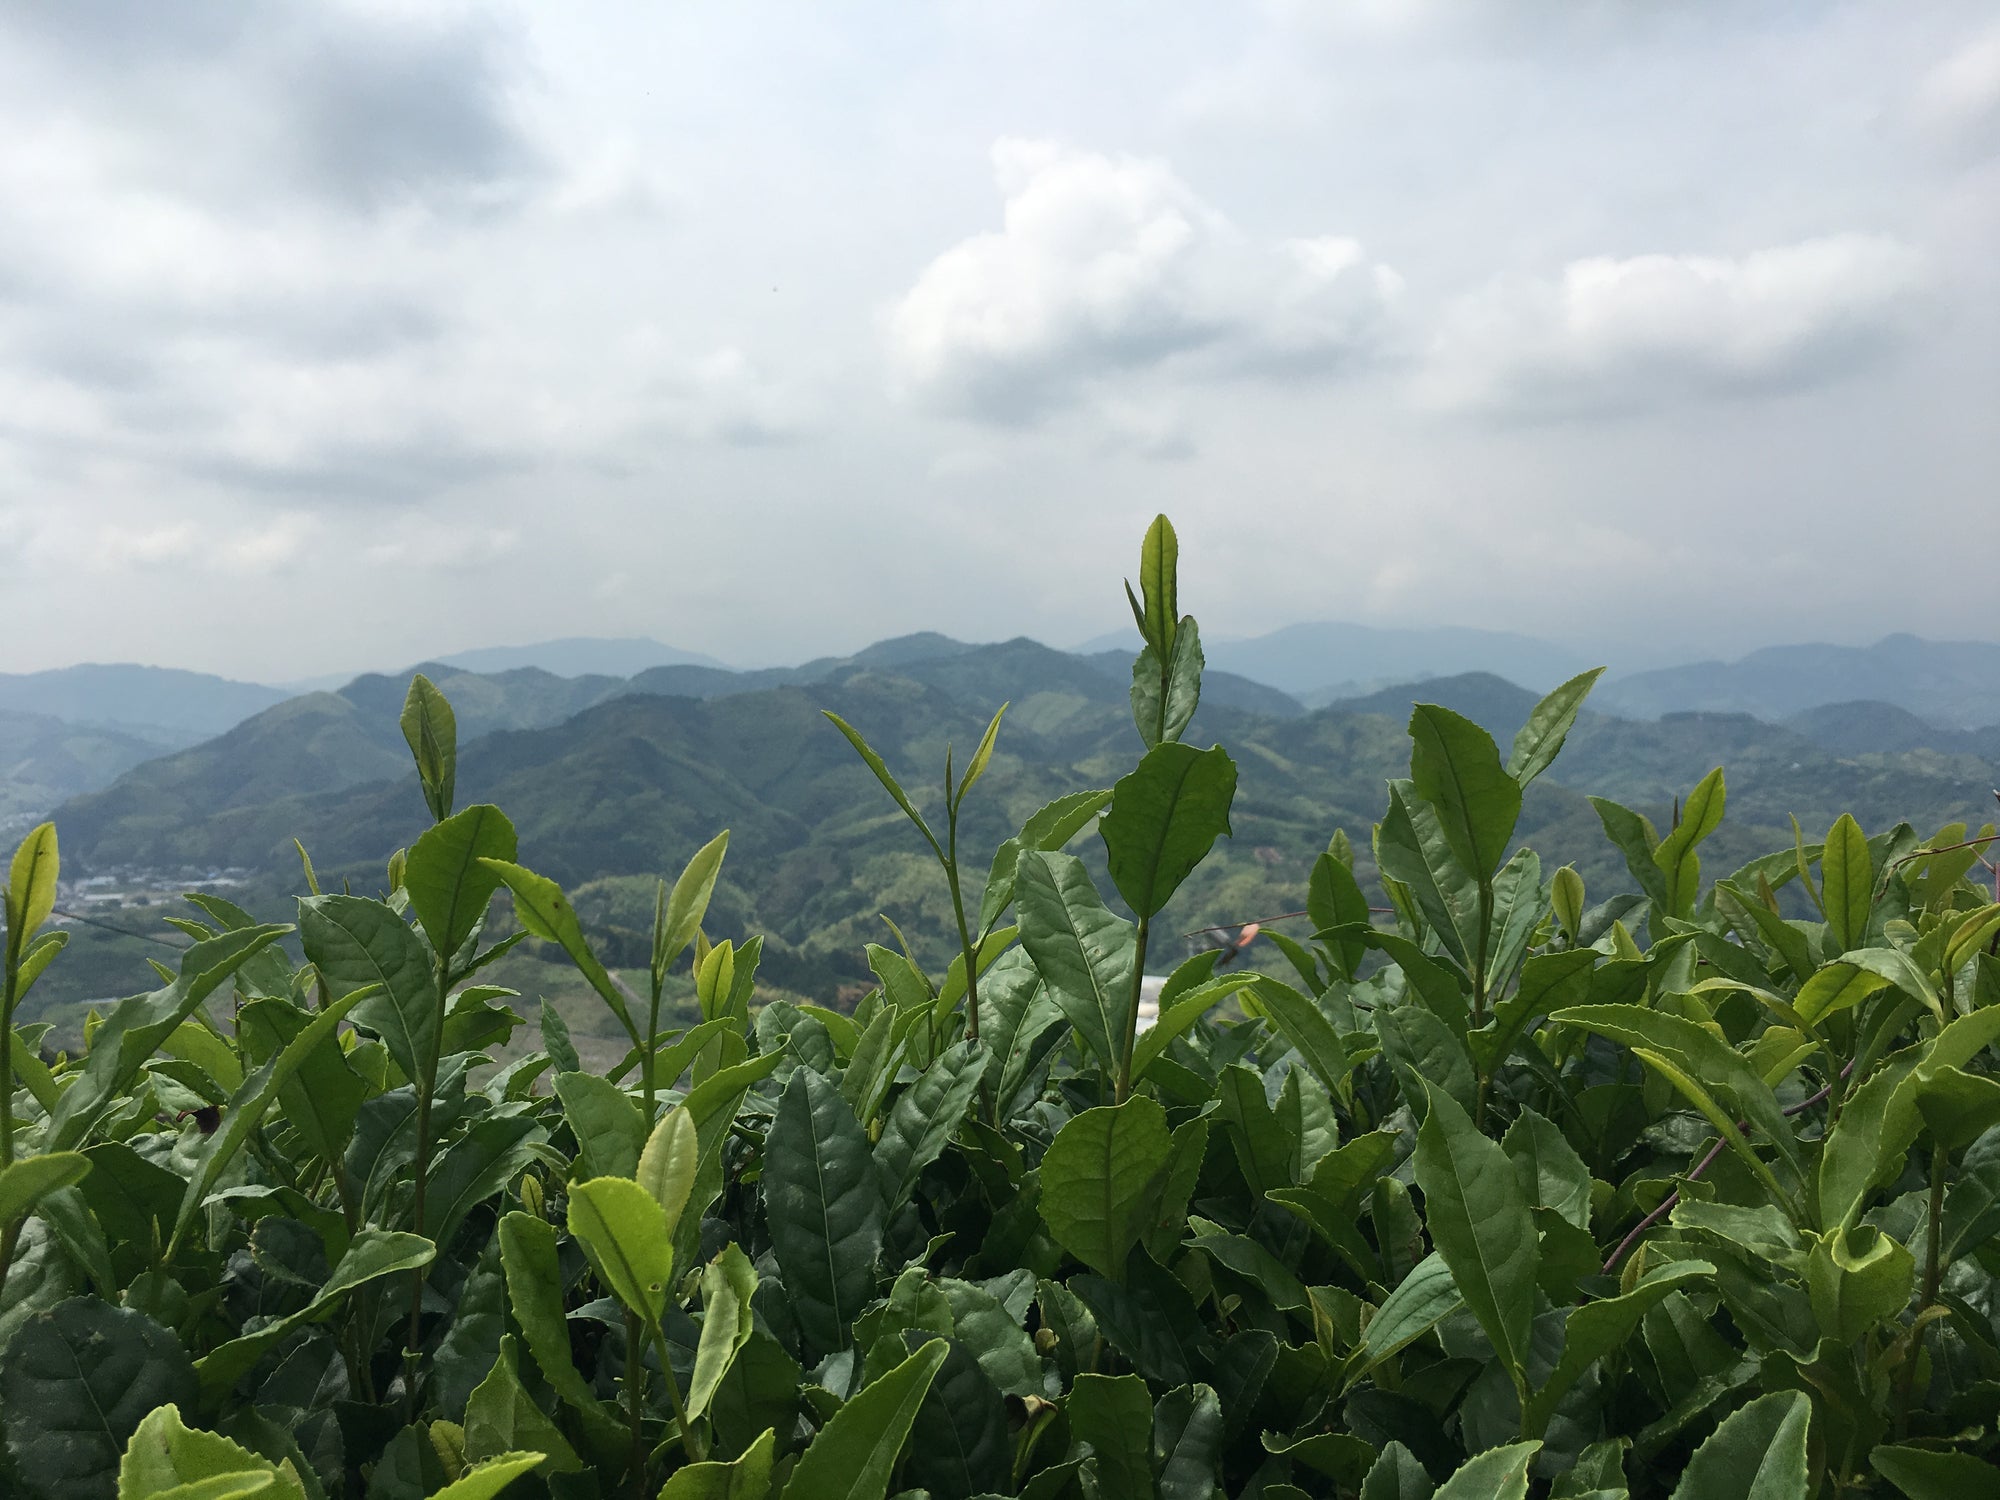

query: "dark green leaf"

left=1434, top=1442, right=1538, bottom=1500
left=901, top=1336, right=1010, bottom=1500
left=1067, top=1372, right=1154, bottom=1500
left=463, top=1334, right=582, bottom=1474
left=1507, top=669, right=1603, bottom=788
left=765, top=1068, right=884, bottom=1356
left=237, top=996, right=368, bottom=1167
left=1669, top=1391, right=1810, bottom=1500
left=44, top=926, right=291, bottom=1153
left=1249, top=976, right=1352, bottom=1100
left=498, top=1212, right=618, bottom=1430
left=779, top=1338, right=947, bottom=1500
left=1870, top=1444, right=2000, bottom=1500
left=1039, top=1096, right=1174, bottom=1280
left=1361, top=1441, right=1435, bottom=1500
left=1099, top=743, right=1237, bottom=920
left=1501, top=1108, right=1591, bottom=1230
left=1413, top=1084, right=1536, bottom=1391
left=554, top=1071, right=644, bottom=1181
left=1408, top=703, right=1520, bottom=880
left=874, top=1040, right=986, bottom=1207
left=0, top=1297, right=196, bottom=1500
left=978, top=789, right=1114, bottom=934
left=1153, top=1383, right=1222, bottom=1500
left=298, top=894, right=433, bottom=1087
left=1015, top=851, right=1136, bottom=1077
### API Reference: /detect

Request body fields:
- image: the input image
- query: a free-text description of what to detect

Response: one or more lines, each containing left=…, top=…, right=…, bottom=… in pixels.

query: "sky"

left=0, top=1, right=1995, bottom=682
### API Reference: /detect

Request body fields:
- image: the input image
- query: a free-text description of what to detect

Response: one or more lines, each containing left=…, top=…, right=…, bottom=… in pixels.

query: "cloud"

left=1912, top=25, right=2000, bottom=157
left=886, top=139, right=1399, bottom=424
left=2, top=2, right=543, bottom=214
left=1426, top=234, right=1929, bottom=416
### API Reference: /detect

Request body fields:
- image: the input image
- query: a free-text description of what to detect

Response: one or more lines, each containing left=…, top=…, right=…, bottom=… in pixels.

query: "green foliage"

left=3, top=515, right=2000, bottom=1498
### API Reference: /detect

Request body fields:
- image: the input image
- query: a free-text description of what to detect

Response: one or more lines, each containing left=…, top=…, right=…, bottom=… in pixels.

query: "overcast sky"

left=1, top=1, right=1995, bottom=682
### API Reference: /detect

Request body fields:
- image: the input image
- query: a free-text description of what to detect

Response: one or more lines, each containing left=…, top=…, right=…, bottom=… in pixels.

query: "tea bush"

left=1, top=516, right=1997, bottom=1499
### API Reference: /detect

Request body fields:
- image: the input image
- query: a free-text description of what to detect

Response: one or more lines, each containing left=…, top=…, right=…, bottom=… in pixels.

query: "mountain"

left=1599, top=635, right=2000, bottom=729
left=620, top=633, right=1304, bottom=720
left=0, top=664, right=288, bottom=741
left=0, top=711, right=167, bottom=832
left=433, top=637, right=730, bottom=678
left=1781, top=700, right=2000, bottom=759
left=53, top=663, right=631, bottom=867
left=1161, top=622, right=1596, bottom=700
left=1320, top=672, right=1544, bottom=745
left=38, top=641, right=2000, bottom=1036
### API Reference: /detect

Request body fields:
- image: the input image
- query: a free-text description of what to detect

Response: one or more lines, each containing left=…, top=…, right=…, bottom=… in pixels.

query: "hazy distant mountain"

left=1599, top=635, right=2000, bottom=729
left=0, top=664, right=287, bottom=741
left=1780, top=700, right=2000, bottom=760
left=53, top=663, right=630, bottom=862
left=0, top=710, right=167, bottom=829
left=1082, top=621, right=1596, bottom=700
left=45, top=640, right=2000, bottom=1021
left=434, top=636, right=730, bottom=678
left=1321, top=672, right=1544, bottom=745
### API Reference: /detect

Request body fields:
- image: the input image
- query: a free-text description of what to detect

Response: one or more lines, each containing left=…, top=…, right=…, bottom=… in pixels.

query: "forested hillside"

left=30, top=639, right=2000, bottom=1029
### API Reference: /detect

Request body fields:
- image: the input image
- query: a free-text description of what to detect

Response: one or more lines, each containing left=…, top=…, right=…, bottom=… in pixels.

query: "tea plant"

left=0, top=516, right=1997, bottom=1499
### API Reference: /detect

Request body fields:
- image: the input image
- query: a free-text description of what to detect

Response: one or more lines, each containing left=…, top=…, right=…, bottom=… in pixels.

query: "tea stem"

left=1115, top=917, right=1150, bottom=1103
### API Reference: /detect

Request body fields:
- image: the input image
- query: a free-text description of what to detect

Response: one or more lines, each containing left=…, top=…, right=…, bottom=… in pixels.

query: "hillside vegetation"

left=33, top=649, right=2000, bottom=1026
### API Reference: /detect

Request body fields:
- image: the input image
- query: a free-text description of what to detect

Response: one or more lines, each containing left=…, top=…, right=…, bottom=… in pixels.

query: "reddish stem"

left=1602, top=1072, right=1842, bottom=1273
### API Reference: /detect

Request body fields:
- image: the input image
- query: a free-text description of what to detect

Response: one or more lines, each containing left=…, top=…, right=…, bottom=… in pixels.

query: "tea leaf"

left=1669, top=1390, right=1810, bottom=1500
left=0, top=1297, right=196, bottom=1500
left=1100, top=742, right=1237, bottom=919
left=0, top=1152, right=91, bottom=1226
left=1039, top=1096, right=1174, bottom=1281
left=567, top=1176, right=674, bottom=1326
left=497, top=1213, right=617, bottom=1430
left=400, top=674, right=457, bottom=823
left=1507, top=669, right=1604, bottom=790
left=901, top=1335, right=1011, bottom=1500
left=779, top=1338, right=947, bottom=1500
left=764, top=1067, right=884, bottom=1355
left=1414, top=1084, right=1536, bottom=1393
left=1408, top=704, right=1520, bottom=880
left=1870, top=1444, right=2000, bottom=1500
left=659, top=1429, right=776, bottom=1500
left=1067, top=1372, right=1155, bottom=1500
left=659, top=830, right=731, bottom=978
left=1015, top=850, right=1136, bottom=1077
left=689, top=1244, right=758, bottom=1423
left=5, top=822, right=58, bottom=965
left=479, top=860, right=640, bottom=1045
left=1435, top=1441, right=1539, bottom=1500
left=873, top=1038, right=985, bottom=1207
left=299, top=893, right=433, bottom=1086
left=1821, top=814, right=1873, bottom=953
left=405, top=804, right=517, bottom=963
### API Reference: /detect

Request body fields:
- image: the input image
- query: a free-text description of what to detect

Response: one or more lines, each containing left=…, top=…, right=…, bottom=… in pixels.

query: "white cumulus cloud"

left=887, top=139, right=1399, bottom=424
left=1427, top=234, right=1929, bottom=416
